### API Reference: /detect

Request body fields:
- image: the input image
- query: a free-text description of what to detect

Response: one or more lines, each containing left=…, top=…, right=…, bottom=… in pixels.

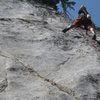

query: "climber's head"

left=80, top=5, right=85, bottom=9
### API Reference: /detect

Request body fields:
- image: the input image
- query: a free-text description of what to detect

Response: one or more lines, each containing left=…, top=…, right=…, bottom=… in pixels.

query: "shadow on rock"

left=75, top=74, right=100, bottom=100
left=52, top=35, right=73, bottom=51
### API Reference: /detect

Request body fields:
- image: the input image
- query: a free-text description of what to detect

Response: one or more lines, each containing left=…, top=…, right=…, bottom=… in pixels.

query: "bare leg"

left=89, top=27, right=96, bottom=40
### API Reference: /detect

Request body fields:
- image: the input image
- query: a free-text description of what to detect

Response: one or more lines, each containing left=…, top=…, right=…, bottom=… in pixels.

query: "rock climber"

left=62, top=5, right=96, bottom=40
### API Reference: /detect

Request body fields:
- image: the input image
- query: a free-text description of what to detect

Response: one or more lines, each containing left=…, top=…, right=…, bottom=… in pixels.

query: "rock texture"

left=0, top=0, right=100, bottom=100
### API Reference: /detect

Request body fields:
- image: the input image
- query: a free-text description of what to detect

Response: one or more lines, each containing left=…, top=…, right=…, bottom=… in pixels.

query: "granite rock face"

left=0, top=0, right=100, bottom=100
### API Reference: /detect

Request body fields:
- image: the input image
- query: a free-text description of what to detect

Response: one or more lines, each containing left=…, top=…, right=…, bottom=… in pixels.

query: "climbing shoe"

left=62, top=28, right=69, bottom=33
left=92, top=35, right=96, bottom=40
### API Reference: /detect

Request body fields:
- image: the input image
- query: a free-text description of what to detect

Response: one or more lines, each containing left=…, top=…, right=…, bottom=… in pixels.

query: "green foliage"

left=26, top=0, right=76, bottom=19
left=60, top=0, right=76, bottom=18
left=32, top=0, right=59, bottom=10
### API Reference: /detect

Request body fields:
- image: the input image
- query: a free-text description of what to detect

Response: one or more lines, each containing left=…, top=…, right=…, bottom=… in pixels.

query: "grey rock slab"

left=0, top=0, right=100, bottom=100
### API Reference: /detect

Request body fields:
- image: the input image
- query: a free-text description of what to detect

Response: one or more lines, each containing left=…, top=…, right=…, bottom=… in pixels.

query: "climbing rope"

left=76, top=28, right=100, bottom=52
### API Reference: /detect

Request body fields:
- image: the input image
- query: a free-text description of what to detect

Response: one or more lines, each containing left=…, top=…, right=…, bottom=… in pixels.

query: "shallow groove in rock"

left=0, top=51, right=80, bottom=99
left=15, top=57, right=80, bottom=100
left=0, top=78, right=8, bottom=93
left=17, top=18, right=47, bottom=24
left=0, top=18, right=12, bottom=21
left=57, top=57, right=70, bottom=66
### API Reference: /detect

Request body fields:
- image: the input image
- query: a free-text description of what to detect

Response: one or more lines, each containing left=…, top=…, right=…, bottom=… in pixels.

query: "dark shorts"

left=72, top=17, right=83, bottom=27
left=72, top=16, right=94, bottom=30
